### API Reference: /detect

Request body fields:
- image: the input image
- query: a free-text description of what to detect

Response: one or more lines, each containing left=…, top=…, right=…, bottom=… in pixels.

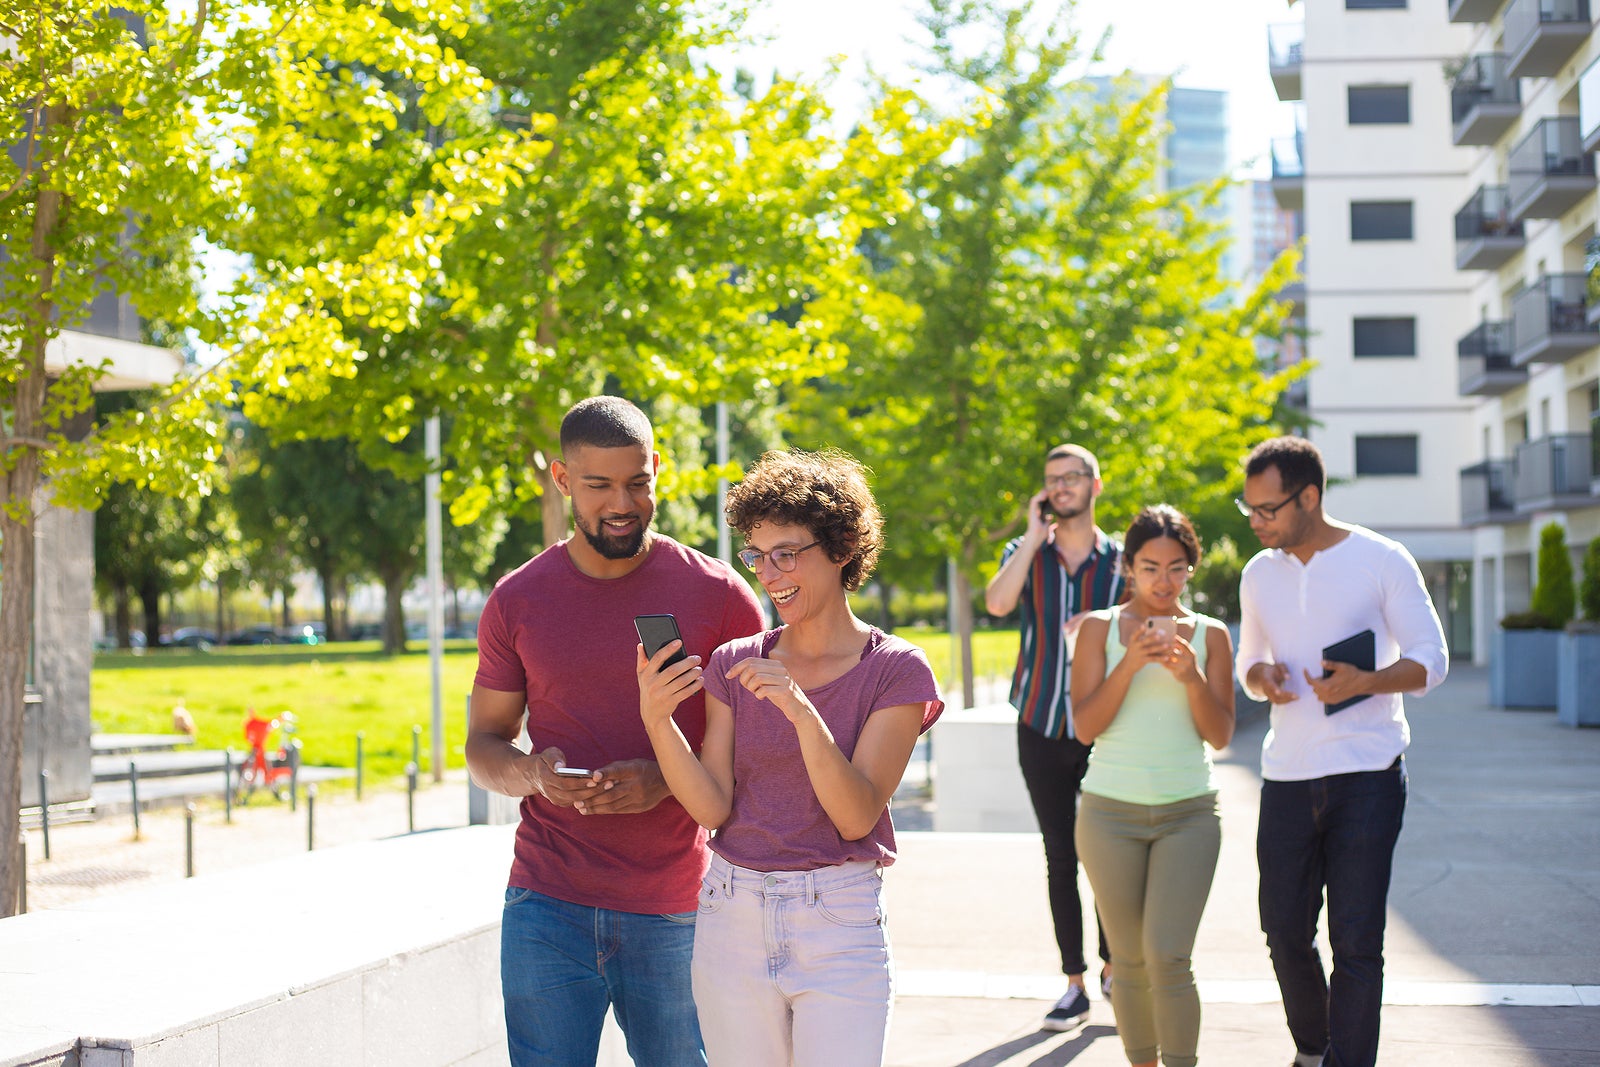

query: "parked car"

left=163, top=627, right=219, bottom=650
left=227, top=624, right=282, bottom=645
left=279, top=623, right=323, bottom=645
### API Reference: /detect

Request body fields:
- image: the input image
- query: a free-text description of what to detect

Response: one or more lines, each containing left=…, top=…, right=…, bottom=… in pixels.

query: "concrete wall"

left=0, top=826, right=589, bottom=1067
left=24, top=496, right=94, bottom=808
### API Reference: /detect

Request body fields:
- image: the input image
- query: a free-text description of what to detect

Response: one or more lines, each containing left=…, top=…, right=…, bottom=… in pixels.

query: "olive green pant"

left=1075, top=791, right=1220, bottom=1067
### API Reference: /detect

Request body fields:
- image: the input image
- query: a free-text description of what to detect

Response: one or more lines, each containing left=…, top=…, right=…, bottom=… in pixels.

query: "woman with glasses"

left=1069, top=505, right=1235, bottom=1067
left=637, top=448, right=943, bottom=1067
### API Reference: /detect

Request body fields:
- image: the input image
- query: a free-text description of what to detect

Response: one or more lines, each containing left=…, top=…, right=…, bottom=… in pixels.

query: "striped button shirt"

left=1001, top=530, right=1125, bottom=740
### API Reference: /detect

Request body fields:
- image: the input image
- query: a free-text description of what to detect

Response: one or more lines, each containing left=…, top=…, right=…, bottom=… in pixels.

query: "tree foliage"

left=1531, top=521, right=1576, bottom=628
left=791, top=0, right=1300, bottom=703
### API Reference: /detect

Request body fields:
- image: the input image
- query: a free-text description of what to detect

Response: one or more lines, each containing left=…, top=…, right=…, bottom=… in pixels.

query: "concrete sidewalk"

left=884, top=664, right=1600, bottom=1066
left=14, top=665, right=1600, bottom=1065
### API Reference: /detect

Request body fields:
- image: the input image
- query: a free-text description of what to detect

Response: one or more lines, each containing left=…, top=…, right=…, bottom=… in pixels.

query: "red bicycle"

left=234, top=709, right=299, bottom=803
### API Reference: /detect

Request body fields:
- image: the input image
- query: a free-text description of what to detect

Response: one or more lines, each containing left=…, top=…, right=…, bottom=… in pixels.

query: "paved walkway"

left=17, top=665, right=1600, bottom=1065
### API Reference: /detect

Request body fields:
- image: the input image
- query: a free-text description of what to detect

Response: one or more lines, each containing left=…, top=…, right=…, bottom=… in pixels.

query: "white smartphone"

left=554, top=766, right=596, bottom=778
left=1145, top=616, right=1178, bottom=643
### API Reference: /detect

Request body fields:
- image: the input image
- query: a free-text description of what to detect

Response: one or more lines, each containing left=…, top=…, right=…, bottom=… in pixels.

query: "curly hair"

left=1123, top=504, right=1202, bottom=567
left=726, top=449, right=883, bottom=592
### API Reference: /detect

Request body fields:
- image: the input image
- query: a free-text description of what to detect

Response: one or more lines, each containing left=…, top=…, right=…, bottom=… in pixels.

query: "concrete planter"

left=1489, top=628, right=1559, bottom=709
left=1556, top=629, right=1600, bottom=727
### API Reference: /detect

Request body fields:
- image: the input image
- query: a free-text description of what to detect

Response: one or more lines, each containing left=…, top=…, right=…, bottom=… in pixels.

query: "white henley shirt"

left=1236, top=524, right=1449, bottom=782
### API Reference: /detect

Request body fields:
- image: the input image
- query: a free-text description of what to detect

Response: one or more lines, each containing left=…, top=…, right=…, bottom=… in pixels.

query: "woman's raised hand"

left=726, top=657, right=814, bottom=724
left=636, top=642, right=703, bottom=729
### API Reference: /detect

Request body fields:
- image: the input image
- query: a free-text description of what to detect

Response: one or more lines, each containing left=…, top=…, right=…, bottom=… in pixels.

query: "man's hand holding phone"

left=528, top=746, right=608, bottom=807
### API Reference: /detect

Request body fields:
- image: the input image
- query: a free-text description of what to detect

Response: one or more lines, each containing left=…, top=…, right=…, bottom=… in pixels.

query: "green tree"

left=220, top=0, right=930, bottom=558
left=1580, top=536, right=1600, bottom=623
left=1531, top=521, right=1576, bottom=628
left=794, top=0, right=1298, bottom=705
left=0, top=0, right=515, bottom=915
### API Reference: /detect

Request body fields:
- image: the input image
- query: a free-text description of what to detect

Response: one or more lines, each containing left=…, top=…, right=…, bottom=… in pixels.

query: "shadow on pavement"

left=952, top=1024, right=1119, bottom=1067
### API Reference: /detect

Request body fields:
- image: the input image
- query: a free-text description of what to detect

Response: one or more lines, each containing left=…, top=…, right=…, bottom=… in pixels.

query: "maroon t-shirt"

left=474, top=536, right=764, bottom=913
left=702, top=627, right=944, bottom=872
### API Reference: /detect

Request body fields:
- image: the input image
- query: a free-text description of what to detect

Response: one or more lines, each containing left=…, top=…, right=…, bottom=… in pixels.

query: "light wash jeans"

left=692, top=853, right=892, bottom=1067
left=500, top=886, right=704, bottom=1067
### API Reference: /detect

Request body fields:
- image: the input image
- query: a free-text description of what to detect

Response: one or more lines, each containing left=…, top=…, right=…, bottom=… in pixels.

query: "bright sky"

left=732, top=0, right=1303, bottom=179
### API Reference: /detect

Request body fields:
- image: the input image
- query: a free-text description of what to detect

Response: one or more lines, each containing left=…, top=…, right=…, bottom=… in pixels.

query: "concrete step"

left=91, top=733, right=198, bottom=756
left=92, top=749, right=235, bottom=782
left=92, top=766, right=356, bottom=815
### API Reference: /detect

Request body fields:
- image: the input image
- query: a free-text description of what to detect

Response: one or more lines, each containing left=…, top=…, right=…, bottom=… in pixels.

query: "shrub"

left=1189, top=535, right=1245, bottom=623
left=1529, top=522, right=1575, bottom=628
left=1499, top=610, right=1556, bottom=631
left=1581, top=536, right=1600, bottom=623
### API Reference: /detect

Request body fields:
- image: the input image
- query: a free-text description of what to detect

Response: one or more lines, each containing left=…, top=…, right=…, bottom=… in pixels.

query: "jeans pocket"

left=814, top=881, right=883, bottom=928
left=660, top=908, right=697, bottom=926
left=697, top=878, right=727, bottom=916
left=503, top=885, right=540, bottom=908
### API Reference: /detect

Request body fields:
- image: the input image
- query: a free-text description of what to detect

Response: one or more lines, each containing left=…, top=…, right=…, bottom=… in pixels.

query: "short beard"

left=580, top=519, right=648, bottom=561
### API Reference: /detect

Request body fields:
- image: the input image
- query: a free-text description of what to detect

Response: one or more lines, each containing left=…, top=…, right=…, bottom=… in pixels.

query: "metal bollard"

left=184, top=804, right=196, bottom=878
left=223, top=749, right=234, bottom=824
left=37, top=768, right=50, bottom=861
left=406, top=761, right=418, bottom=834
left=129, top=761, right=142, bottom=839
left=17, top=830, right=26, bottom=915
left=411, top=725, right=422, bottom=778
left=307, top=785, right=317, bottom=851
left=289, top=743, right=301, bottom=813
left=355, top=732, right=365, bottom=801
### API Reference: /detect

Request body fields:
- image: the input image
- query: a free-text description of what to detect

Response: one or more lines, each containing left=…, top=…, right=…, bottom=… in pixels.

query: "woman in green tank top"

left=1069, top=505, right=1236, bottom=1067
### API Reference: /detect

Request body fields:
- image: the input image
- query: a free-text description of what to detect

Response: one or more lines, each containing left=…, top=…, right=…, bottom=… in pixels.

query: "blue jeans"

left=501, top=886, right=705, bottom=1067
left=1257, top=759, right=1407, bottom=1067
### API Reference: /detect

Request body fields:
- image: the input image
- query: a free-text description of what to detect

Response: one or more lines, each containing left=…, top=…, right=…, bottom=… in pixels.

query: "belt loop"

left=805, top=869, right=817, bottom=907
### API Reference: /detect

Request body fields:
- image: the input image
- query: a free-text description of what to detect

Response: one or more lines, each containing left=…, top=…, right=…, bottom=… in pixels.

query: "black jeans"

left=1257, top=759, right=1407, bottom=1067
left=1017, top=724, right=1110, bottom=976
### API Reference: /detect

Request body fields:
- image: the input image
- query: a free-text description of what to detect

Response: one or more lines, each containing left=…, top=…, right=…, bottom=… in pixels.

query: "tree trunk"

left=214, top=578, right=225, bottom=643
left=954, top=563, right=977, bottom=711
left=1, top=101, right=71, bottom=916
left=382, top=570, right=408, bottom=654
left=114, top=585, right=134, bottom=648
left=537, top=464, right=566, bottom=552
left=138, top=577, right=162, bottom=648
left=876, top=582, right=894, bottom=632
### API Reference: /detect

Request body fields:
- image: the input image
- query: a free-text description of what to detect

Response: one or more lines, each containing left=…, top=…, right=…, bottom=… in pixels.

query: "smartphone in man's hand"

left=634, top=614, right=688, bottom=670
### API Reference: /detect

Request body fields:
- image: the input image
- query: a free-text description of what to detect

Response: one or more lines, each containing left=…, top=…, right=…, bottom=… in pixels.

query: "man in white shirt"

left=1234, top=437, right=1448, bottom=1067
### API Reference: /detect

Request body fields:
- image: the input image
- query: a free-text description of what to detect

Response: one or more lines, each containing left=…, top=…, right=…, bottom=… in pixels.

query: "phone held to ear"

left=1038, top=500, right=1054, bottom=522
left=634, top=613, right=688, bottom=669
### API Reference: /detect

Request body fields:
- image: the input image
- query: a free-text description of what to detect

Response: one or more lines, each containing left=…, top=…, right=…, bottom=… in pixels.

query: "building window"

left=1348, top=85, right=1410, bottom=125
left=1355, top=434, right=1419, bottom=476
left=1352, top=317, right=1417, bottom=357
left=1350, top=201, right=1413, bottom=241
left=1346, top=0, right=1406, bottom=7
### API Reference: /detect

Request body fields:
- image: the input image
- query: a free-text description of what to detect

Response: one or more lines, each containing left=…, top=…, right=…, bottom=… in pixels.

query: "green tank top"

left=1081, top=605, right=1220, bottom=805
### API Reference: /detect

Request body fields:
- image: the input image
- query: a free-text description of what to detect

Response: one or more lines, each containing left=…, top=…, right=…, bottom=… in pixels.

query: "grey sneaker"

left=1042, top=986, right=1090, bottom=1032
left=1100, top=969, right=1113, bottom=999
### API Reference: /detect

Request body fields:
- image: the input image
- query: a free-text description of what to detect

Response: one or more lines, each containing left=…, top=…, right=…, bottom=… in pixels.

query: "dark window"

left=1352, top=317, right=1417, bottom=357
left=1348, top=85, right=1410, bottom=125
left=1351, top=201, right=1413, bottom=241
left=1346, top=0, right=1406, bottom=7
left=1355, top=435, right=1420, bottom=476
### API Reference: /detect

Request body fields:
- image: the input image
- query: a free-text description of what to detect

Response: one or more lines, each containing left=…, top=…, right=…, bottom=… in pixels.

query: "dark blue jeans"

left=1257, top=759, right=1407, bottom=1067
left=501, top=886, right=705, bottom=1067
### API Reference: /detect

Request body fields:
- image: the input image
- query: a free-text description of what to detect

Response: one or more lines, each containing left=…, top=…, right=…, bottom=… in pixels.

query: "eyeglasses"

left=1235, top=486, right=1303, bottom=520
left=737, top=541, right=821, bottom=573
left=1045, top=471, right=1092, bottom=490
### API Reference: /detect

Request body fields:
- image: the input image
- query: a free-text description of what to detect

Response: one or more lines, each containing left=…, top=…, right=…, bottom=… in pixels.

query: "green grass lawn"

left=90, top=630, right=1021, bottom=784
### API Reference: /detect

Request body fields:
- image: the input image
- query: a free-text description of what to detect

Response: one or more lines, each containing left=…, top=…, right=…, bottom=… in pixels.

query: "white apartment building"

left=1444, top=0, right=1600, bottom=662
left=1267, top=2, right=1480, bottom=657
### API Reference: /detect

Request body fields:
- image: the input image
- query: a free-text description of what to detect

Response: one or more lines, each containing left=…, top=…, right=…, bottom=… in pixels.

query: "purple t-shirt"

left=474, top=536, right=764, bottom=913
left=702, top=627, right=944, bottom=872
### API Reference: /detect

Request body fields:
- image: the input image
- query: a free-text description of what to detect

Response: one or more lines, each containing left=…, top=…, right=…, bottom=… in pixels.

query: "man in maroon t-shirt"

left=468, top=396, right=763, bottom=1067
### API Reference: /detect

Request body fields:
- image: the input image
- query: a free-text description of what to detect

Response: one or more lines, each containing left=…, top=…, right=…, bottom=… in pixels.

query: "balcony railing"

left=1457, top=320, right=1527, bottom=395
left=1513, top=432, right=1597, bottom=509
left=1460, top=459, right=1516, bottom=525
left=1270, top=134, right=1304, bottom=211
left=1507, top=117, right=1595, bottom=222
left=1451, top=54, right=1521, bottom=145
left=1268, top=24, right=1304, bottom=102
left=1449, top=0, right=1508, bottom=22
left=1454, top=185, right=1525, bottom=270
left=1512, top=273, right=1599, bottom=365
left=1505, top=0, right=1591, bottom=79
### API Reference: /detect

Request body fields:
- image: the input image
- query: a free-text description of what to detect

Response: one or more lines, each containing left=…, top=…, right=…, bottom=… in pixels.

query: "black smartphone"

left=1038, top=500, right=1053, bottom=522
left=634, top=614, right=688, bottom=669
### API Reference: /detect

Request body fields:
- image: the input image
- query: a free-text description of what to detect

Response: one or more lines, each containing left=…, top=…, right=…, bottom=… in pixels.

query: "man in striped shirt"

left=985, top=443, right=1125, bottom=1032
